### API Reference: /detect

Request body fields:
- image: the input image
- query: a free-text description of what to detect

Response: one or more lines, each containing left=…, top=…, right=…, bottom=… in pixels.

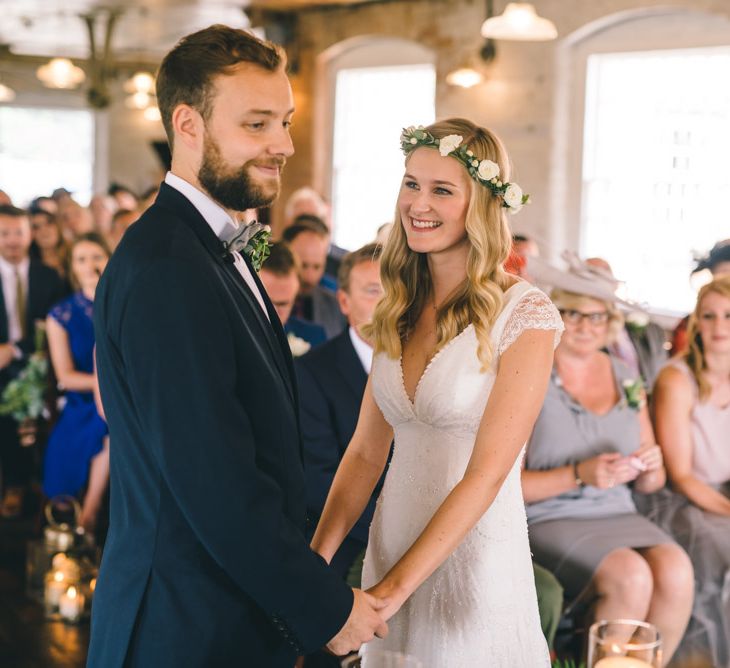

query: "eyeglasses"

left=559, top=308, right=609, bottom=325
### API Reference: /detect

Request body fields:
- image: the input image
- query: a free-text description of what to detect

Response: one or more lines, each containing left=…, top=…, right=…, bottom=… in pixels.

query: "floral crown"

left=399, top=126, right=530, bottom=214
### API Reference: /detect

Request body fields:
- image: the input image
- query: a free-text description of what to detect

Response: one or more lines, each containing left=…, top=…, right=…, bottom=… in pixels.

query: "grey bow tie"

left=223, top=221, right=267, bottom=254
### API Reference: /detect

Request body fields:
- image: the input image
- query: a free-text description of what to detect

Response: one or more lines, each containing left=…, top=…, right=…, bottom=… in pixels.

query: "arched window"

left=316, top=37, right=436, bottom=250
left=555, top=9, right=730, bottom=312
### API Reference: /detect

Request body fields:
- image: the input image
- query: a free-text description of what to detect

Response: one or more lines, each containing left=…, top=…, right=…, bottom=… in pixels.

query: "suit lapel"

left=334, top=330, right=368, bottom=399
left=154, top=184, right=295, bottom=405
left=0, top=273, right=7, bottom=343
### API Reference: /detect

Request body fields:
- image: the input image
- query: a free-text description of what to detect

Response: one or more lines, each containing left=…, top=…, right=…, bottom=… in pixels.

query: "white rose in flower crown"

left=287, top=333, right=311, bottom=357
left=438, top=134, right=463, bottom=156
left=477, top=159, right=500, bottom=181
left=503, top=183, right=523, bottom=209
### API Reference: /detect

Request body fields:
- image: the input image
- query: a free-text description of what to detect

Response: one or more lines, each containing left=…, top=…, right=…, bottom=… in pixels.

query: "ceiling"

left=0, top=0, right=386, bottom=61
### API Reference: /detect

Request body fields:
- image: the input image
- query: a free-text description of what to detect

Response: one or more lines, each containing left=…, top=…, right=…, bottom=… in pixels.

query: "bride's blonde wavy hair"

left=364, top=118, right=514, bottom=371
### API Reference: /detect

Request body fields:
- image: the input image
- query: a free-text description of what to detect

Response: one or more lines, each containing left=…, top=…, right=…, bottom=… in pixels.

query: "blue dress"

left=43, top=292, right=108, bottom=498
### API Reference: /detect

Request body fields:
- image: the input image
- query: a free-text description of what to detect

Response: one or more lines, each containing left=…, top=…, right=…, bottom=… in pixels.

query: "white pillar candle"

left=594, top=657, right=654, bottom=668
left=44, top=571, right=66, bottom=608
left=59, top=585, right=85, bottom=622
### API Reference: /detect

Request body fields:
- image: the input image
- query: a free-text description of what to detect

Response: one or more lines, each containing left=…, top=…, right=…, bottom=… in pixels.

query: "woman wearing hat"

left=521, top=263, right=693, bottom=664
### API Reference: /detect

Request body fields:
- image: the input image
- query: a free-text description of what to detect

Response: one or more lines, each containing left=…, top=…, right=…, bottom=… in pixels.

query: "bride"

left=311, top=118, right=562, bottom=666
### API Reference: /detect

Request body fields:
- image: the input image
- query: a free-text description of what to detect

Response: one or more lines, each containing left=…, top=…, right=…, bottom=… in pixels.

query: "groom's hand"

left=326, top=589, right=389, bottom=656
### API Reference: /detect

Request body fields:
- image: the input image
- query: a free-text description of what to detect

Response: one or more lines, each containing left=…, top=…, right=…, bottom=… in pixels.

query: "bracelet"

left=573, top=461, right=585, bottom=488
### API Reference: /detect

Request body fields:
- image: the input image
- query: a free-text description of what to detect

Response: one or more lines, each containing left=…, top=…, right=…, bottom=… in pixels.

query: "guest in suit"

left=284, top=218, right=346, bottom=339
left=296, top=242, right=383, bottom=668
left=0, top=204, right=65, bottom=517
left=297, top=242, right=384, bottom=581
left=282, top=186, right=347, bottom=279
left=259, top=242, right=326, bottom=351
left=88, top=26, right=385, bottom=668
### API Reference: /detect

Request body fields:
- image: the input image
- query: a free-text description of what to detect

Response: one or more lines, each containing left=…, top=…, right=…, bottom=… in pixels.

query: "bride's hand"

left=365, top=580, right=408, bottom=622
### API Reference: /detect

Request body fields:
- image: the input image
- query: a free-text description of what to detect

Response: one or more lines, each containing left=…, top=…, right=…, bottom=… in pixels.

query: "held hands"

left=576, top=452, right=641, bottom=489
left=365, top=580, right=409, bottom=623
left=630, top=443, right=664, bottom=476
left=326, top=589, right=389, bottom=656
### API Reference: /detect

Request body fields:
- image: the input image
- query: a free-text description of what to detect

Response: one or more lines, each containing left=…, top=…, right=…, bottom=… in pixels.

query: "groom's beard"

left=198, top=132, right=284, bottom=212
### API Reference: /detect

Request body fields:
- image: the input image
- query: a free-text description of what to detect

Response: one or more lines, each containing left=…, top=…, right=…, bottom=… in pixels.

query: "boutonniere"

left=224, top=222, right=272, bottom=272
left=287, top=333, right=311, bottom=357
left=622, top=378, right=646, bottom=411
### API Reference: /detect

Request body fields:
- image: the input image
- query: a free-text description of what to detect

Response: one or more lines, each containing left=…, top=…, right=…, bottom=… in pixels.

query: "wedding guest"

left=0, top=205, right=65, bottom=518
left=282, top=187, right=347, bottom=277
left=106, top=208, right=139, bottom=250
left=259, top=242, right=326, bottom=350
left=586, top=257, right=667, bottom=388
left=43, top=232, right=110, bottom=531
left=139, top=185, right=159, bottom=211
left=29, top=196, right=57, bottom=215
left=283, top=218, right=345, bottom=339
left=523, top=279, right=693, bottom=664
left=672, top=240, right=730, bottom=355
left=108, top=182, right=138, bottom=211
left=640, top=275, right=730, bottom=667
left=289, top=214, right=337, bottom=291
left=58, top=199, right=94, bottom=240
left=89, top=194, right=117, bottom=237
left=28, top=208, right=70, bottom=281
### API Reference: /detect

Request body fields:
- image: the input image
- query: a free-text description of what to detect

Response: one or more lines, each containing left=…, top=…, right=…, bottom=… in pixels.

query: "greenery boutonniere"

left=625, top=310, right=650, bottom=335
left=622, top=378, right=646, bottom=411
left=225, top=222, right=272, bottom=272
left=242, top=224, right=271, bottom=272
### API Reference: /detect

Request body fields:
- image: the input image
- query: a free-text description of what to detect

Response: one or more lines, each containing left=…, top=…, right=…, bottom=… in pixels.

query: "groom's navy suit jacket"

left=89, top=183, right=353, bottom=668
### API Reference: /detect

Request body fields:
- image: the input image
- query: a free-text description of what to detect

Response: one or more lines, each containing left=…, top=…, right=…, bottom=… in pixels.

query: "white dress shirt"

left=0, top=255, right=30, bottom=343
left=164, top=172, right=269, bottom=320
left=348, top=326, right=373, bottom=374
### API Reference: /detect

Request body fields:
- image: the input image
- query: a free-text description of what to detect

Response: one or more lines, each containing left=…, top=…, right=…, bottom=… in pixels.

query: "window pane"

left=332, top=64, right=436, bottom=250
left=0, top=106, right=94, bottom=206
left=581, top=47, right=730, bottom=312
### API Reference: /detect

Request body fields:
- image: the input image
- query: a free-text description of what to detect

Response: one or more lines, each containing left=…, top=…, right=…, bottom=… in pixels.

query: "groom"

left=89, top=25, right=386, bottom=667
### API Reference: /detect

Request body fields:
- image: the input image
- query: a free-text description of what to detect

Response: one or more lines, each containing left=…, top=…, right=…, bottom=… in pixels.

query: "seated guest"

left=258, top=242, right=326, bottom=351
left=523, top=273, right=693, bottom=664
left=672, top=240, right=730, bottom=355
left=108, top=182, right=138, bottom=211
left=43, top=233, right=110, bottom=531
left=0, top=205, right=66, bottom=517
left=296, top=243, right=384, bottom=580
left=89, top=194, right=117, bottom=237
left=28, top=208, right=70, bottom=281
left=291, top=214, right=337, bottom=291
left=283, top=218, right=346, bottom=339
left=282, top=187, right=347, bottom=277
left=106, top=208, right=139, bottom=250
left=641, top=275, right=730, bottom=667
left=586, top=257, right=667, bottom=389
left=58, top=199, right=94, bottom=239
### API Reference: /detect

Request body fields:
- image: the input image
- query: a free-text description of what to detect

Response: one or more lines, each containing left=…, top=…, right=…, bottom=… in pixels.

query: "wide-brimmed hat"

left=526, top=251, right=641, bottom=311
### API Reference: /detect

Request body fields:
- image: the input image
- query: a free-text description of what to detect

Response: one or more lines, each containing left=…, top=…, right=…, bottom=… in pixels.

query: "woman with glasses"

left=522, top=285, right=693, bottom=664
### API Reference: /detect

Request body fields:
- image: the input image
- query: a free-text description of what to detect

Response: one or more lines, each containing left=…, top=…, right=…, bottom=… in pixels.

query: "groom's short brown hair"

left=156, top=24, right=285, bottom=148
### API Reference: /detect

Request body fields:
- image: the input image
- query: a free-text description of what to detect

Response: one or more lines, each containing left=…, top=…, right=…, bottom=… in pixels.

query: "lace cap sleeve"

left=498, top=289, right=564, bottom=355
left=48, top=298, right=73, bottom=331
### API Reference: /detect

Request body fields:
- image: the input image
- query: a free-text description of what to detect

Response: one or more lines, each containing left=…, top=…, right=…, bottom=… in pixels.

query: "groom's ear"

left=171, top=104, right=204, bottom=153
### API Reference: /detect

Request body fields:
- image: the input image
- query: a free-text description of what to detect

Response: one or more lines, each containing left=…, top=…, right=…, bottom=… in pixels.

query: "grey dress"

left=525, top=357, right=673, bottom=602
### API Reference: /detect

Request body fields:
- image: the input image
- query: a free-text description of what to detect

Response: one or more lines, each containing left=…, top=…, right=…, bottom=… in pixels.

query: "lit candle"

left=594, top=657, right=654, bottom=668
left=44, top=571, right=66, bottom=609
left=59, top=585, right=85, bottom=622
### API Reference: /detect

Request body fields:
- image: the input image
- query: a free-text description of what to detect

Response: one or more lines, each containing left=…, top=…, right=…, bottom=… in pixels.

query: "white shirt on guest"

left=0, top=255, right=30, bottom=343
left=164, top=172, right=269, bottom=320
left=349, top=326, right=373, bottom=374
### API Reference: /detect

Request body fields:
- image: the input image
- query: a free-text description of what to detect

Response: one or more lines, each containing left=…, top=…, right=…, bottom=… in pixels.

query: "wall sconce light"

left=124, top=71, right=155, bottom=95
left=446, top=67, right=484, bottom=89
left=481, top=2, right=558, bottom=41
left=36, top=58, right=86, bottom=89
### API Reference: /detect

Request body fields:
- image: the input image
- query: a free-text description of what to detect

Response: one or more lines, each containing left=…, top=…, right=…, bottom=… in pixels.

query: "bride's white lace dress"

left=361, top=282, right=563, bottom=668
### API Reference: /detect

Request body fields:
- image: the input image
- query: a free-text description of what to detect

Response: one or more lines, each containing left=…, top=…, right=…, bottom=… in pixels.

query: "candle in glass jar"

left=594, top=657, right=654, bottom=668
left=45, top=571, right=66, bottom=607
left=59, top=585, right=85, bottom=622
